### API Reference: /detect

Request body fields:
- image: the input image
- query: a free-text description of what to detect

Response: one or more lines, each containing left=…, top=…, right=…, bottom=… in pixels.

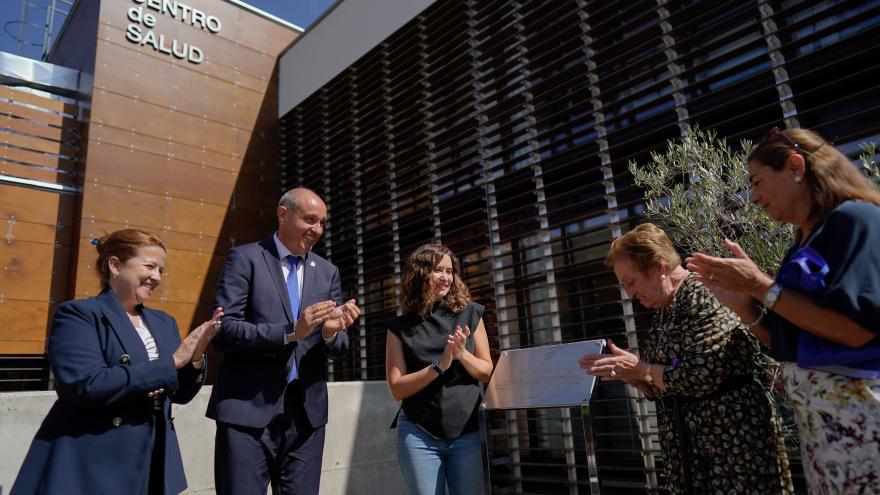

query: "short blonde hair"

left=605, top=223, right=680, bottom=273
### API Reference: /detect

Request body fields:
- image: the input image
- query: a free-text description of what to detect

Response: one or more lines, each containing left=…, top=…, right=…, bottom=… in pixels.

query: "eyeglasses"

left=762, top=126, right=801, bottom=152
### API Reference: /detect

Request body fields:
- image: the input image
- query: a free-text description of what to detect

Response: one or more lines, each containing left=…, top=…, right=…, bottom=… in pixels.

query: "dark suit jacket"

left=12, top=289, right=204, bottom=495
left=206, top=236, right=349, bottom=429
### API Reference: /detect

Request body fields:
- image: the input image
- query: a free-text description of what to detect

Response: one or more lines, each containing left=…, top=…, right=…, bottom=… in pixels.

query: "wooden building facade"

left=0, top=0, right=299, bottom=388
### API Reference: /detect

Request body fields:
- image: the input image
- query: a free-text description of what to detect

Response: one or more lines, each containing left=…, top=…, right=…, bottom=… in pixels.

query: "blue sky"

left=0, top=0, right=335, bottom=59
left=240, top=0, right=334, bottom=30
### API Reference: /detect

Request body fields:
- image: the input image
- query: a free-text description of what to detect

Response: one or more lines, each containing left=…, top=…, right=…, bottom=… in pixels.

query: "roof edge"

left=222, top=0, right=304, bottom=32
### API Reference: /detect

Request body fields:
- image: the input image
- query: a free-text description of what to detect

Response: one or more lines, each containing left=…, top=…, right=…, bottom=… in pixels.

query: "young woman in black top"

left=385, top=244, right=493, bottom=495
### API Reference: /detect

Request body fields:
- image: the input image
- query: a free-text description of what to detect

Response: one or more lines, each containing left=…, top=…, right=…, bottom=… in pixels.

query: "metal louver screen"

left=280, top=0, right=880, bottom=492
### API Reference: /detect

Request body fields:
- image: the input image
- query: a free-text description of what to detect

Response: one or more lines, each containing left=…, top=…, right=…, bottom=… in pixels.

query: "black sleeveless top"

left=388, top=301, right=484, bottom=439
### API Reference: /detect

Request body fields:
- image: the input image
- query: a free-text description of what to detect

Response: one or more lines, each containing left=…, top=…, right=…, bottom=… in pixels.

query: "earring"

left=794, top=176, right=802, bottom=183
left=660, top=274, right=666, bottom=280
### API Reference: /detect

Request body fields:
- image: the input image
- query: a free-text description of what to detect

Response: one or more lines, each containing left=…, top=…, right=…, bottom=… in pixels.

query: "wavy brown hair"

left=95, top=229, right=166, bottom=288
left=748, top=128, right=880, bottom=227
left=400, top=244, right=471, bottom=316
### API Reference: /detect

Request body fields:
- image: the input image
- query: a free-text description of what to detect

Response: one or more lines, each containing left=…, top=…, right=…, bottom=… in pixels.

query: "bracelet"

left=743, top=305, right=767, bottom=328
left=642, top=363, right=654, bottom=384
left=191, top=352, right=206, bottom=368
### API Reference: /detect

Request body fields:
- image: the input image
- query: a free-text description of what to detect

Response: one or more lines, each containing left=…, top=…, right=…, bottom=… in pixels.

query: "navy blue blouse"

left=768, top=200, right=880, bottom=362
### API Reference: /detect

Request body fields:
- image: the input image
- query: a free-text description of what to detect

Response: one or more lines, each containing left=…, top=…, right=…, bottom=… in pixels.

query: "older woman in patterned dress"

left=579, top=223, right=792, bottom=495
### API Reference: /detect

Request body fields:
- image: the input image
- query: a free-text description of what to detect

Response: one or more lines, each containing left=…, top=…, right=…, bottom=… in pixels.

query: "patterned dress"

left=766, top=200, right=880, bottom=494
left=642, top=275, right=794, bottom=495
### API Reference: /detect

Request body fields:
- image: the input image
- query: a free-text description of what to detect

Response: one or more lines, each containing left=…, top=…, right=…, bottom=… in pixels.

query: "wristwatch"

left=763, top=283, right=783, bottom=310
left=430, top=360, right=445, bottom=376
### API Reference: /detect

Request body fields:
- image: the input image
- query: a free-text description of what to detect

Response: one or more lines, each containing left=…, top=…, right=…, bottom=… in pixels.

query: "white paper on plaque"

left=483, top=339, right=604, bottom=410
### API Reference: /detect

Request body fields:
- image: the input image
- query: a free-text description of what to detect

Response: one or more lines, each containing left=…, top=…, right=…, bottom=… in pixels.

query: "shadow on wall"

left=0, top=383, right=404, bottom=495
left=318, top=381, right=405, bottom=495
left=194, top=62, right=283, bottom=384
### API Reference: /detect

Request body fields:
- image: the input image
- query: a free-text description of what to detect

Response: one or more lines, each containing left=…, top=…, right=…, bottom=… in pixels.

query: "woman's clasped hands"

left=579, top=339, right=643, bottom=383
left=436, top=324, right=473, bottom=373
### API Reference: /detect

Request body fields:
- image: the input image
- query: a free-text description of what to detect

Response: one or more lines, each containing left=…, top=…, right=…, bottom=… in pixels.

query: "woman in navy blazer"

left=12, top=229, right=222, bottom=495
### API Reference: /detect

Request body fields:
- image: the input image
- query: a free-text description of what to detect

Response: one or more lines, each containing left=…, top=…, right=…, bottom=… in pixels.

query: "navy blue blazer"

left=207, top=236, right=349, bottom=429
left=12, top=289, right=204, bottom=495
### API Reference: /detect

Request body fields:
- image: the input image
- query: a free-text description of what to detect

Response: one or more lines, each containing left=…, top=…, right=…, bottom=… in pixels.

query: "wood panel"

left=93, top=40, right=271, bottom=132
left=0, top=144, right=75, bottom=170
left=0, top=100, right=68, bottom=128
left=0, top=241, right=70, bottom=303
left=0, top=88, right=78, bottom=357
left=0, top=185, right=75, bottom=226
left=0, top=300, right=52, bottom=343
left=0, top=160, right=75, bottom=185
left=79, top=181, right=275, bottom=238
left=1, top=129, right=76, bottom=157
left=86, top=141, right=275, bottom=210
left=91, top=89, right=268, bottom=156
left=80, top=219, right=234, bottom=256
left=1, top=113, right=77, bottom=143
left=88, top=122, right=278, bottom=178
left=98, top=0, right=295, bottom=66
left=96, top=23, right=275, bottom=94
left=0, top=86, right=77, bottom=116
left=62, top=0, right=297, bottom=339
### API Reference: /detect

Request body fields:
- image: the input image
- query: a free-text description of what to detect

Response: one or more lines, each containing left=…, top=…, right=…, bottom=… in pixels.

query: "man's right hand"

left=289, top=300, right=337, bottom=342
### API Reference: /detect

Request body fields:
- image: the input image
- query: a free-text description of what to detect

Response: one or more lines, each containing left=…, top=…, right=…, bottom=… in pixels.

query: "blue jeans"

left=396, top=412, right=485, bottom=495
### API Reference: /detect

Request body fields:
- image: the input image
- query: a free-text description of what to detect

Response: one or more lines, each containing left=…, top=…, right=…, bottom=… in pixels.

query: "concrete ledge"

left=0, top=381, right=403, bottom=495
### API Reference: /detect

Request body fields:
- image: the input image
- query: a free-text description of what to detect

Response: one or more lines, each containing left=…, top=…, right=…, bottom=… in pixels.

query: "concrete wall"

left=277, top=0, right=437, bottom=116
left=0, top=381, right=404, bottom=495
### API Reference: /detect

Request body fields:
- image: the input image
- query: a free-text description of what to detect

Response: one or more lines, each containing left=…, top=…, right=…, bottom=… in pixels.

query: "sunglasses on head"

left=762, top=126, right=801, bottom=151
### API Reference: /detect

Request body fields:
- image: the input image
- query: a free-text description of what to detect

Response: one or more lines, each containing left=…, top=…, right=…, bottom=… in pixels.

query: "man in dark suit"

left=208, top=187, right=360, bottom=495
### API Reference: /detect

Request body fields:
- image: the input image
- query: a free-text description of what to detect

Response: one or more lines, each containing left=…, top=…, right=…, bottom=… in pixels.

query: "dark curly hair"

left=400, top=244, right=470, bottom=316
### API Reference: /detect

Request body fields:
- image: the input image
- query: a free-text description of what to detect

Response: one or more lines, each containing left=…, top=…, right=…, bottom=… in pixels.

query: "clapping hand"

left=451, top=325, right=470, bottom=359
left=321, top=299, right=361, bottom=338
left=191, top=307, right=223, bottom=363
left=438, top=334, right=455, bottom=372
left=686, top=239, right=773, bottom=306
left=173, top=307, right=223, bottom=369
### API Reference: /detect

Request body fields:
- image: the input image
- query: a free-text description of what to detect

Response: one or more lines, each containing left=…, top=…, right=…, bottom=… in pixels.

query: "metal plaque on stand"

left=480, top=339, right=605, bottom=494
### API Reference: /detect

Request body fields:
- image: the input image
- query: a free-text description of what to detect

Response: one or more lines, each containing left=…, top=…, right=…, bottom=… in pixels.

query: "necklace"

left=658, top=270, right=690, bottom=328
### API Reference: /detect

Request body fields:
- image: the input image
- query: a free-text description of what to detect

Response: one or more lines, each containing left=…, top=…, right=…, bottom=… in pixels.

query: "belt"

left=147, top=388, right=166, bottom=412
left=657, top=373, right=755, bottom=494
left=657, top=373, right=755, bottom=409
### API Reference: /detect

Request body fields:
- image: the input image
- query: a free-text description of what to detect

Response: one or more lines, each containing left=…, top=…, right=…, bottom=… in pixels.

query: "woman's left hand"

left=452, top=325, right=470, bottom=359
left=191, top=307, right=224, bottom=361
left=173, top=307, right=223, bottom=369
left=578, top=339, right=641, bottom=382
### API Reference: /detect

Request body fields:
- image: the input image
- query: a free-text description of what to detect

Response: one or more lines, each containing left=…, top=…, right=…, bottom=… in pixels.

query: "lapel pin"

left=310, top=261, right=316, bottom=267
